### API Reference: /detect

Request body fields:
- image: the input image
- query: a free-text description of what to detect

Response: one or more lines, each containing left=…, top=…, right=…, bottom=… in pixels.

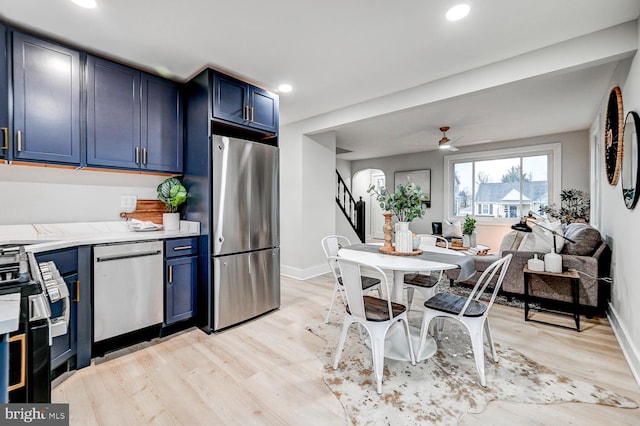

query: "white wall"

left=350, top=130, right=590, bottom=236
left=0, top=164, right=164, bottom=224
left=336, top=158, right=351, bottom=189
left=279, top=124, right=305, bottom=278
left=279, top=127, right=337, bottom=279
left=601, top=22, right=640, bottom=384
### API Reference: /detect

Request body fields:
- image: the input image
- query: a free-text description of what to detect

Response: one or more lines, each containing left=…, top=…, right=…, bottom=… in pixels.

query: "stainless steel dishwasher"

left=93, top=240, right=163, bottom=342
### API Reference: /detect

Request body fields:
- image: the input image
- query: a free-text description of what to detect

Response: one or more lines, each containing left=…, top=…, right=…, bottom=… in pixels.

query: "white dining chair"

left=403, top=234, right=450, bottom=311
left=321, top=235, right=381, bottom=323
left=331, top=256, right=416, bottom=394
left=415, top=254, right=512, bottom=387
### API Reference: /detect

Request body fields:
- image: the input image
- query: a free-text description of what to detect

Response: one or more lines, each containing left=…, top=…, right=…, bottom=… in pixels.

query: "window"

left=445, top=143, right=561, bottom=222
left=476, top=203, right=493, bottom=216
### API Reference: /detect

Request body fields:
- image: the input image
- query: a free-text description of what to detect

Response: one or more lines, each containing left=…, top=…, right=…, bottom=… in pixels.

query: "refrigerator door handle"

left=248, top=253, right=251, bottom=275
left=214, top=138, right=229, bottom=254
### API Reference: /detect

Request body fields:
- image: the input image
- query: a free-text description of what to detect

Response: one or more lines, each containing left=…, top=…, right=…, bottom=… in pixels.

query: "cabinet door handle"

left=135, top=146, right=140, bottom=164
left=74, top=280, right=80, bottom=303
left=8, top=334, right=26, bottom=391
left=244, top=105, right=251, bottom=121
left=173, top=245, right=192, bottom=251
left=168, top=265, right=173, bottom=284
left=250, top=107, right=254, bottom=122
left=16, top=130, right=22, bottom=152
left=143, top=148, right=147, bottom=165
left=1, top=127, right=7, bottom=150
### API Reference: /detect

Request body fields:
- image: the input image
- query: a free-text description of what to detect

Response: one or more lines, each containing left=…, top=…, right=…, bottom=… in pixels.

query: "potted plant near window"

left=541, top=188, right=590, bottom=224
left=462, top=215, right=477, bottom=248
left=367, top=182, right=429, bottom=253
left=157, top=177, right=188, bottom=231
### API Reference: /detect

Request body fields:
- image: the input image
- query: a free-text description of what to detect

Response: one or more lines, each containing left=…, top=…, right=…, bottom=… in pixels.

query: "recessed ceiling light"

left=71, top=0, right=97, bottom=9
left=446, top=4, right=470, bottom=21
left=278, top=84, right=293, bottom=93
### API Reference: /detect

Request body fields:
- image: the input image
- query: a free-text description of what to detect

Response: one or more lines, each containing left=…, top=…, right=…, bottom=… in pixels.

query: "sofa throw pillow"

left=517, top=220, right=565, bottom=253
left=561, top=223, right=602, bottom=256
left=442, top=219, right=462, bottom=239
left=499, top=230, right=525, bottom=254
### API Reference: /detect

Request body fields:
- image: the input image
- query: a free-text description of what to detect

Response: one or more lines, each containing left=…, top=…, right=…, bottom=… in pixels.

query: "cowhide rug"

left=308, top=311, right=637, bottom=425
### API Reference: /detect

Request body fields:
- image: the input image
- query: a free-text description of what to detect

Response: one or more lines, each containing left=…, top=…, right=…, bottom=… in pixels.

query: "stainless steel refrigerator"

left=210, top=135, right=280, bottom=330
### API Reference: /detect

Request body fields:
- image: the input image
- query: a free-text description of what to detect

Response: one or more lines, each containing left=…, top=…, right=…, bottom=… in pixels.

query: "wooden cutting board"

left=119, top=200, right=165, bottom=224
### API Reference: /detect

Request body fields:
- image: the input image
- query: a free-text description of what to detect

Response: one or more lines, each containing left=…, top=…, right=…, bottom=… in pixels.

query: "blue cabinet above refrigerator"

left=212, top=71, right=279, bottom=138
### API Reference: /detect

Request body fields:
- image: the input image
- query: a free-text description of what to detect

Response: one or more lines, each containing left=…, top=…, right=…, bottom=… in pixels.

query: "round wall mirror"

left=604, top=86, right=624, bottom=186
left=622, top=111, right=639, bottom=209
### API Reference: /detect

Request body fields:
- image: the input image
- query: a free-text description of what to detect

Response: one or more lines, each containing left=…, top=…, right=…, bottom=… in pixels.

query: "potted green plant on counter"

left=462, top=215, right=477, bottom=248
left=367, top=182, right=430, bottom=253
left=157, top=177, right=188, bottom=231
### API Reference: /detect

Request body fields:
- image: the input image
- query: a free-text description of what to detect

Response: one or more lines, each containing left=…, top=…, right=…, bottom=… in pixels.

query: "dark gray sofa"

left=446, top=223, right=611, bottom=313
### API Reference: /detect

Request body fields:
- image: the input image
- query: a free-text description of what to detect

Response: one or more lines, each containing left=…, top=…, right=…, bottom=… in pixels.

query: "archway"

left=353, top=168, right=385, bottom=241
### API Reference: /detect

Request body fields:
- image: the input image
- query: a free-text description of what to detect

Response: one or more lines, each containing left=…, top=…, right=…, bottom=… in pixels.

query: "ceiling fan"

left=438, top=126, right=460, bottom=151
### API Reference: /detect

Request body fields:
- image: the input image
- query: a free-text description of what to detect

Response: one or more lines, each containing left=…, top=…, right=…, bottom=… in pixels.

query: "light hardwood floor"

left=52, top=273, right=640, bottom=425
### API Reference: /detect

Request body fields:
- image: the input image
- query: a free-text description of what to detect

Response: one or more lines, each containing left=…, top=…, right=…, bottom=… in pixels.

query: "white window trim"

left=443, top=142, right=562, bottom=223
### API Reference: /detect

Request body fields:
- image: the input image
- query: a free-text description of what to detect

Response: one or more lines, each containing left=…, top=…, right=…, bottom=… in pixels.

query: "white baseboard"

left=281, top=263, right=330, bottom=281
left=607, top=303, right=640, bottom=389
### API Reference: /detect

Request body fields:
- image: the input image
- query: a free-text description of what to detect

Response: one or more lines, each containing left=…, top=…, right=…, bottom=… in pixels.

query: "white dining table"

left=337, top=243, right=466, bottom=362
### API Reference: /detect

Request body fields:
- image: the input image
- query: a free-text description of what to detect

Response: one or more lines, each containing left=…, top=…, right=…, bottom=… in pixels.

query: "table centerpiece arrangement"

left=367, top=182, right=429, bottom=254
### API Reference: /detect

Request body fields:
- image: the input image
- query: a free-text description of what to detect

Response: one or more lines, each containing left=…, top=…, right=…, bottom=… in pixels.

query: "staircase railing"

left=336, top=170, right=366, bottom=243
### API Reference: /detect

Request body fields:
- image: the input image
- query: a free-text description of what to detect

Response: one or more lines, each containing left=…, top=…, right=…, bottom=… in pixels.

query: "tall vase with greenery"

left=367, top=182, right=430, bottom=253
left=157, top=177, right=188, bottom=231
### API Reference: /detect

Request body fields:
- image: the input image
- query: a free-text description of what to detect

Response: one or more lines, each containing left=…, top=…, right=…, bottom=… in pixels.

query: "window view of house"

left=452, top=154, right=549, bottom=219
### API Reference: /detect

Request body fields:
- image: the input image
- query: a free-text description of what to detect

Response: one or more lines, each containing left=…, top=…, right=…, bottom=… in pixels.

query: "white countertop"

left=0, top=220, right=200, bottom=253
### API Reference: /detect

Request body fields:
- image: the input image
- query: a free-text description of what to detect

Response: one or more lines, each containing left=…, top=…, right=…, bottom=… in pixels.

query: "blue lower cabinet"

left=165, top=256, right=197, bottom=325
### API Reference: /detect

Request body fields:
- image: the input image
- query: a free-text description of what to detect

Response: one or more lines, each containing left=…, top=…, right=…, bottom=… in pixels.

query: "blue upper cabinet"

left=86, top=55, right=141, bottom=169
left=249, top=86, right=279, bottom=133
left=141, top=73, right=183, bottom=173
left=12, top=32, right=81, bottom=164
left=212, top=72, right=279, bottom=135
left=213, top=73, right=247, bottom=125
left=0, top=24, right=8, bottom=159
left=87, top=56, right=183, bottom=173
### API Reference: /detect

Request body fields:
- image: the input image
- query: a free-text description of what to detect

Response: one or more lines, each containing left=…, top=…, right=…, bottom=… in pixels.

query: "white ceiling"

left=1, top=0, right=639, bottom=160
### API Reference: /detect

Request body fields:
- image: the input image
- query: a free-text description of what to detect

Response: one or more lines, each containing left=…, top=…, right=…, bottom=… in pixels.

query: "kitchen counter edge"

left=0, top=221, right=201, bottom=253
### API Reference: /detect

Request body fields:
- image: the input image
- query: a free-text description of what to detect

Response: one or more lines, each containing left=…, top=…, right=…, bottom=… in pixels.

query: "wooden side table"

left=523, top=266, right=581, bottom=331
